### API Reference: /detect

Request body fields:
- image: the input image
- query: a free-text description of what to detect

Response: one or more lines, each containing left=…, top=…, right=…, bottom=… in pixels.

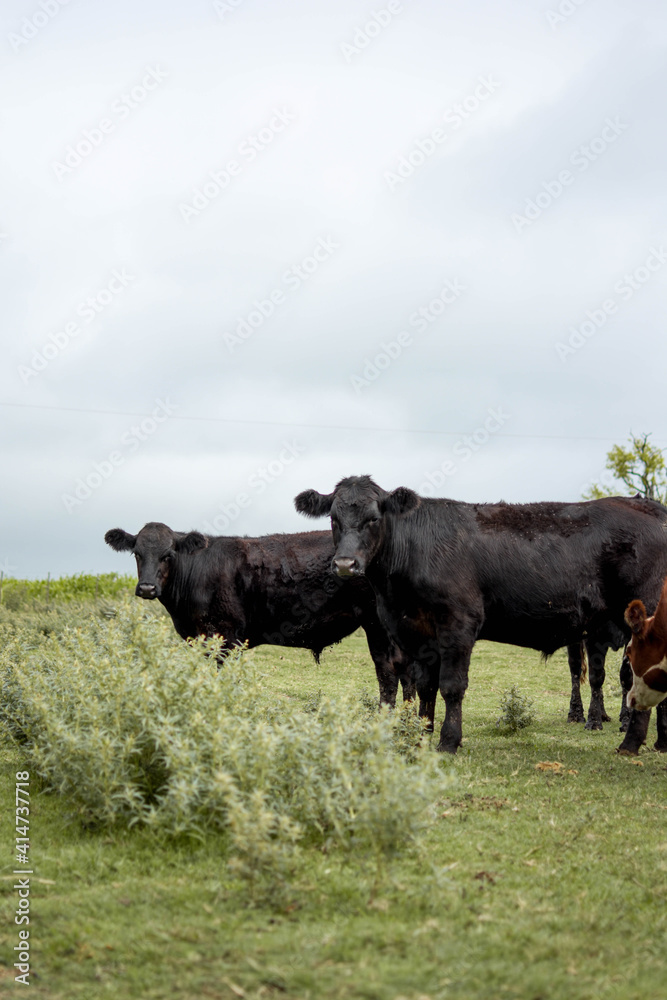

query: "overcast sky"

left=2, top=0, right=666, bottom=577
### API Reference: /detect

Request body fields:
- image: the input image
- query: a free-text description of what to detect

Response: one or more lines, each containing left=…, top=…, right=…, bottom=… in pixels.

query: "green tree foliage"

left=584, top=433, right=667, bottom=502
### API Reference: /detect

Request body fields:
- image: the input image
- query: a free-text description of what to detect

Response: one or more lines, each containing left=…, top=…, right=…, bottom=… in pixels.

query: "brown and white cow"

left=624, top=579, right=667, bottom=711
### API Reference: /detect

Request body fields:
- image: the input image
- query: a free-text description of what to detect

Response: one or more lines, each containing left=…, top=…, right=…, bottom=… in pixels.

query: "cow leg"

left=363, top=625, right=406, bottom=709
left=585, top=639, right=611, bottom=730
left=210, top=631, right=239, bottom=668
left=370, top=653, right=400, bottom=708
left=654, top=700, right=667, bottom=752
left=391, top=642, right=418, bottom=702
left=619, top=654, right=633, bottom=732
left=406, top=656, right=436, bottom=731
left=567, top=643, right=585, bottom=723
left=436, top=644, right=472, bottom=754
left=417, top=687, right=438, bottom=732
left=376, top=667, right=400, bottom=708
left=617, top=708, right=651, bottom=755
left=399, top=664, right=417, bottom=702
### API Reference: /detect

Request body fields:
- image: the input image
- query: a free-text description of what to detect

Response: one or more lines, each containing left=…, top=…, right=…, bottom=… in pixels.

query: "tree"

left=584, top=433, right=667, bottom=502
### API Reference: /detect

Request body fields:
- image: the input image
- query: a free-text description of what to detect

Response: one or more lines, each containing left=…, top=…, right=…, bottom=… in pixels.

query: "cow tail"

left=580, top=642, right=588, bottom=685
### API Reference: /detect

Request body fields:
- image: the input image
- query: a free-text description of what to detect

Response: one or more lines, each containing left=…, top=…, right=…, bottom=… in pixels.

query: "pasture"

left=1, top=587, right=666, bottom=1000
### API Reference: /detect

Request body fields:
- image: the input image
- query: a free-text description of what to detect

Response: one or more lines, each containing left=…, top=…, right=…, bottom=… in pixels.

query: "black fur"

left=175, top=530, right=208, bottom=555
left=104, top=528, right=136, bottom=552
left=104, top=521, right=415, bottom=707
left=296, top=477, right=667, bottom=753
left=382, top=486, right=420, bottom=516
left=294, top=489, right=335, bottom=518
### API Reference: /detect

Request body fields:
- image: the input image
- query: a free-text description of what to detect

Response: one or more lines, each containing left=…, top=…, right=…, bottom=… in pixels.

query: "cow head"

left=295, top=475, right=419, bottom=577
left=624, top=587, right=667, bottom=711
left=104, top=521, right=208, bottom=599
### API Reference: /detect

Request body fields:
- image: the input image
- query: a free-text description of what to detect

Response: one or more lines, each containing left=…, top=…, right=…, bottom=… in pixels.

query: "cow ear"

left=294, top=489, right=334, bottom=518
left=382, top=487, right=420, bottom=516
left=175, top=531, right=208, bottom=554
left=105, top=528, right=136, bottom=552
left=625, top=599, right=649, bottom=637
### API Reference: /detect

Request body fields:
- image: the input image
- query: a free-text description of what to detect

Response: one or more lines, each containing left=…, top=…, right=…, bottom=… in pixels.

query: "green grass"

left=0, top=573, right=135, bottom=610
left=1, top=610, right=666, bottom=1000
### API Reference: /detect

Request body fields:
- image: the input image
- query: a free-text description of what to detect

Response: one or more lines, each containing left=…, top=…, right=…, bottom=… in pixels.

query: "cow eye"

left=365, top=518, right=379, bottom=527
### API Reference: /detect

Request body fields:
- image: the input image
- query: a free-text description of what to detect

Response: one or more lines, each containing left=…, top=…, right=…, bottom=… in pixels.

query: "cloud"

left=1, top=0, right=666, bottom=575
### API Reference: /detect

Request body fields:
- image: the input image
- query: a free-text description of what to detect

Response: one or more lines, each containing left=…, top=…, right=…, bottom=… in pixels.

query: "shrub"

left=0, top=573, right=135, bottom=611
left=0, top=602, right=451, bottom=899
left=496, top=685, right=536, bottom=733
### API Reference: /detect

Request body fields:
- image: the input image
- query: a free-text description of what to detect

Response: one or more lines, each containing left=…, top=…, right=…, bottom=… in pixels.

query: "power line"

left=0, top=399, right=622, bottom=443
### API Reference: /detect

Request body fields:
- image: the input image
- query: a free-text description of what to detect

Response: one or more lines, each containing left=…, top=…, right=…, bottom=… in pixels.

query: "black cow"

left=565, top=632, right=621, bottom=729
left=295, top=476, right=667, bottom=754
left=104, top=521, right=415, bottom=706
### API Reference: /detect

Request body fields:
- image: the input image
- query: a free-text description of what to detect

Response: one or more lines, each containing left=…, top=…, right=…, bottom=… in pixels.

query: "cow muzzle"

left=626, top=677, right=665, bottom=712
left=333, top=556, right=361, bottom=577
left=136, top=582, right=158, bottom=600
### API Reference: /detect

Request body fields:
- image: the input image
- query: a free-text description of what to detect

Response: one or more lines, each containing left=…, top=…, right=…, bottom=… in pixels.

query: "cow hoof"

left=653, top=741, right=667, bottom=753
left=601, top=712, right=611, bottom=723
left=436, top=742, right=459, bottom=754
left=616, top=747, right=639, bottom=756
left=567, top=713, right=585, bottom=724
left=585, top=720, right=603, bottom=731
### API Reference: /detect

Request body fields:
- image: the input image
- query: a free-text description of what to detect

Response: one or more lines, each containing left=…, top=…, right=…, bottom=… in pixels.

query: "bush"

left=496, top=685, right=535, bottom=733
left=0, top=602, right=451, bottom=900
left=0, top=573, right=135, bottom=611
left=0, top=597, right=147, bottom=639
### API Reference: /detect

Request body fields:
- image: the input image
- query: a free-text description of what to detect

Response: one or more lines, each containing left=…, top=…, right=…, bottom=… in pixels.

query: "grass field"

left=0, top=574, right=135, bottom=610
left=1, top=600, right=666, bottom=1000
